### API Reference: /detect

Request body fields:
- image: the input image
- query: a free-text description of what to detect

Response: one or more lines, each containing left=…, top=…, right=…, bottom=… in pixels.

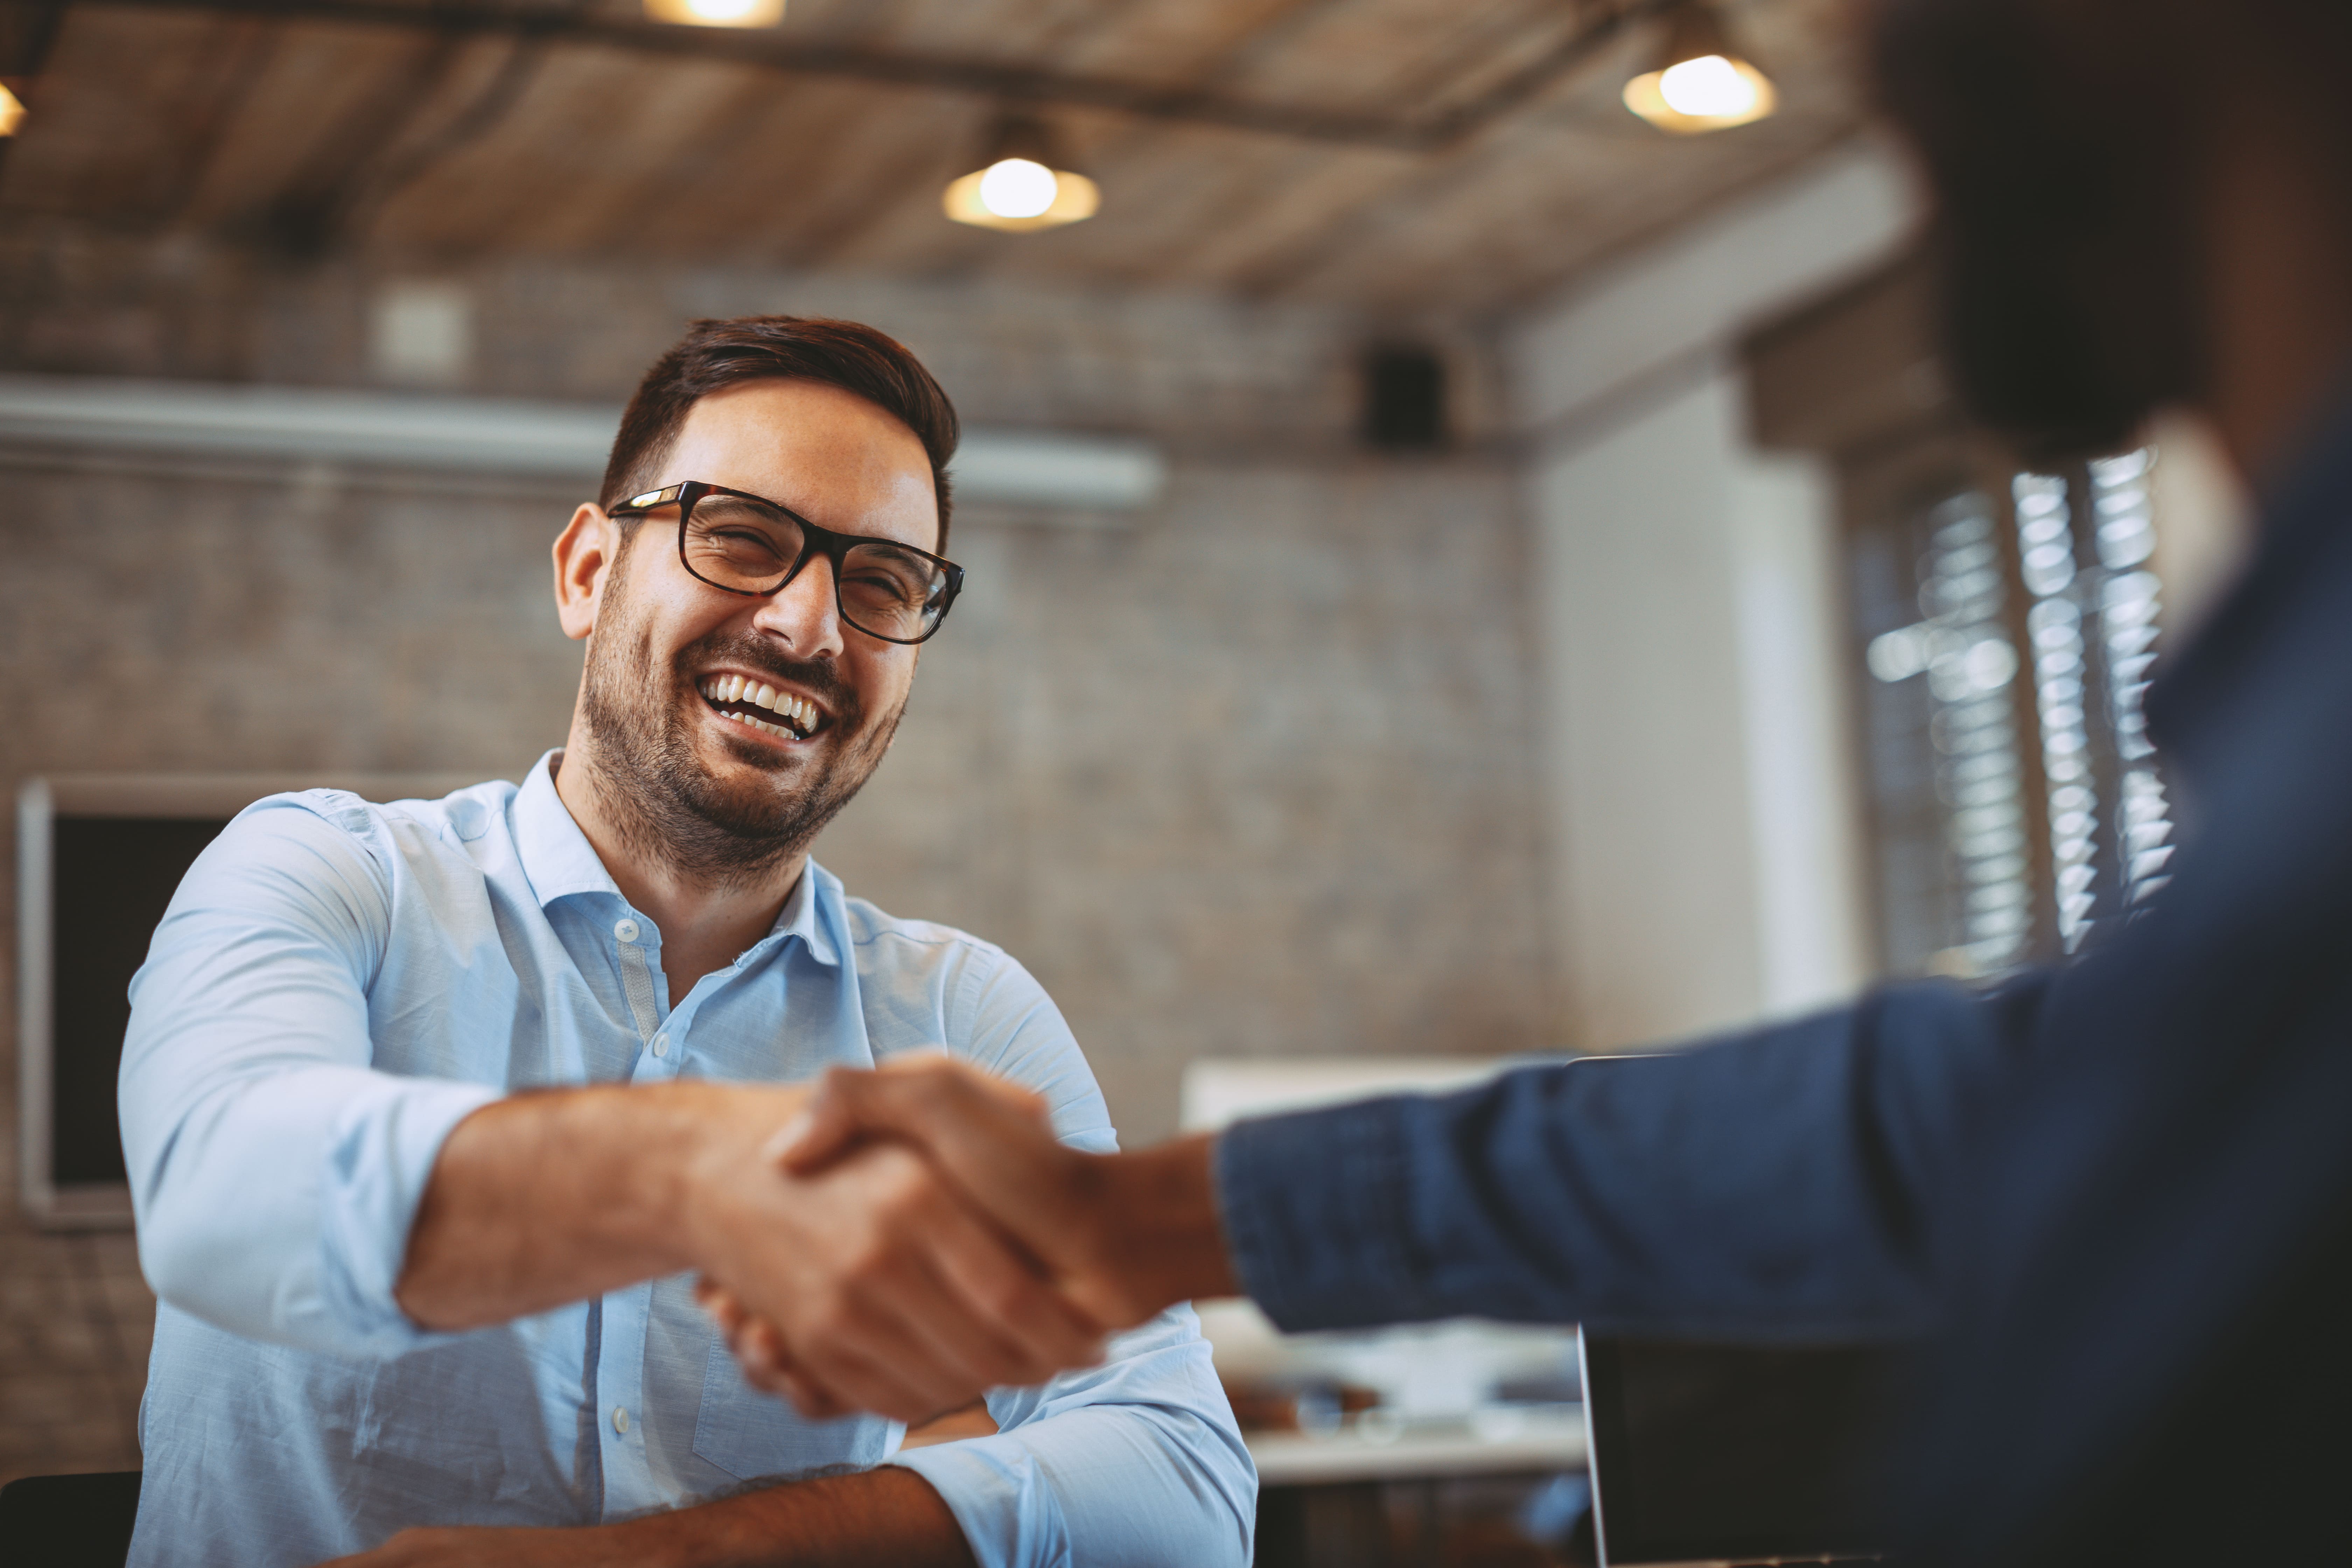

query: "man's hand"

left=700, top=1056, right=1238, bottom=1409
left=685, top=1122, right=1106, bottom=1421
left=396, top=1080, right=1104, bottom=1425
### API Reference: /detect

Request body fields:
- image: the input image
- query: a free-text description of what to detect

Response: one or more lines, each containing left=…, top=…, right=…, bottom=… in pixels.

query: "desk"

left=1246, top=1407, right=1587, bottom=1486
left=1249, top=1408, right=1588, bottom=1568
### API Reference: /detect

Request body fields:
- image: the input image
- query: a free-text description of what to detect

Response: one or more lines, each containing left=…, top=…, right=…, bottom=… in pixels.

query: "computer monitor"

left=15, top=772, right=489, bottom=1227
left=1578, top=1332, right=1906, bottom=1567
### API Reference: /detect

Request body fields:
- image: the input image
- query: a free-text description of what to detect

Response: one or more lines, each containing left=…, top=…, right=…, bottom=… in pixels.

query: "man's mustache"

left=675, top=635, right=861, bottom=722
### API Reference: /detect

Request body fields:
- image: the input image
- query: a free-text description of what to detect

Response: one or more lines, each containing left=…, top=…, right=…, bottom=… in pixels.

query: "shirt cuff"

left=889, top=1435, right=1072, bottom=1568
left=314, top=1077, right=505, bottom=1354
left=1212, top=1096, right=1441, bottom=1334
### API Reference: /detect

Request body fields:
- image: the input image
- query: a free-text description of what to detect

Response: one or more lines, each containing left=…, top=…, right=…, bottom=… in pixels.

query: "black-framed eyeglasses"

left=609, top=480, right=964, bottom=646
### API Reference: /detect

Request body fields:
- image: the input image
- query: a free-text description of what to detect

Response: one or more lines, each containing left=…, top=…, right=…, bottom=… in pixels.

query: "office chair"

left=0, top=1470, right=141, bottom=1568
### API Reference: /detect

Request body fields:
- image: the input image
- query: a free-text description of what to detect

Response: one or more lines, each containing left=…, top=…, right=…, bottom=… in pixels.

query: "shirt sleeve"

left=886, top=944, right=1256, bottom=1568
left=891, top=1307, right=1255, bottom=1568
left=1216, top=975, right=2053, bottom=1340
left=118, top=796, right=501, bottom=1357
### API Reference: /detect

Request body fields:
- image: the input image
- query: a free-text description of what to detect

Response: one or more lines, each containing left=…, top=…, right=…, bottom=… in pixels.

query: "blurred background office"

left=0, top=0, right=2253, bottom=1557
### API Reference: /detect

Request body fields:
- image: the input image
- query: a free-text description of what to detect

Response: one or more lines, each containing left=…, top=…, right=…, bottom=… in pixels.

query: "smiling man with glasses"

left=115, top=316, right=1254, bottom=1568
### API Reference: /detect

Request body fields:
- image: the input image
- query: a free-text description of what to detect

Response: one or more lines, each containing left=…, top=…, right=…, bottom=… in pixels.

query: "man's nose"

left=751, top=553, right=846, bottom=658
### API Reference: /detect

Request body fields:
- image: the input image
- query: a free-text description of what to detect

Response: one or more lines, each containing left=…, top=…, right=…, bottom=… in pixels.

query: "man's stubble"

left=576, top=543, right=906, bottom=892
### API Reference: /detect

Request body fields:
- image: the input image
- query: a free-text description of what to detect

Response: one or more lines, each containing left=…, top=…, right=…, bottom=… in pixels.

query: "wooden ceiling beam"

left=59, top=0, right=1668, bottom=151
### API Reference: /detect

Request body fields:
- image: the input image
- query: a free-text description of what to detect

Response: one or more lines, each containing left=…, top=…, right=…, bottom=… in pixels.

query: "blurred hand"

left=681, top=1088, right=1106, bottom=1423
left=698, top=1055, right=1235, bottom=1410
left=780, top=1056, right=1165, bottom=1326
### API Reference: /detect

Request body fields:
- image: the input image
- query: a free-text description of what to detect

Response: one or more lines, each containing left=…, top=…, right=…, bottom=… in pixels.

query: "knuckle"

left=843, top=1236, right=895, bottom=1280
left=800, top=1304, right=846, bottom=1346
left=979, top=1273, right=1035, bottom=1322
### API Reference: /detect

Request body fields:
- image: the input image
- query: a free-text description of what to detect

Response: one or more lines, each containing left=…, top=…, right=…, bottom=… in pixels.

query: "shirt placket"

left=598, top=911, right=672, bottom=1518
left=594, top=914, right=815, bottom=1516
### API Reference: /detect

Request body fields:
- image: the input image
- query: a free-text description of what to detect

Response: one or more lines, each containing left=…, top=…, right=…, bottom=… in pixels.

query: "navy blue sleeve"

left=1213, top=975, right=2051, bottom=1339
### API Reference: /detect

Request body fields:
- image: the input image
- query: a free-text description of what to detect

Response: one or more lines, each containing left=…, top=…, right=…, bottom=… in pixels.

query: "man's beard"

left=1873, top=0, right=2207, bottom=463
left=577, top=567, right=904, bottom=891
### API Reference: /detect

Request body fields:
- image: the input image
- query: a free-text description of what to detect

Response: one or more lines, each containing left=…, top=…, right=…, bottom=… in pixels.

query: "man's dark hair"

left=600, top=316, right=960, bottom=551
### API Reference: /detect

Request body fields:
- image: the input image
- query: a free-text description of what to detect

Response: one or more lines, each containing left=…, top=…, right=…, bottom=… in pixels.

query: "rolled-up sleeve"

left=118, top=798, right=498, bottom=1357
left=890, top=1306, right=1255, bottom=1568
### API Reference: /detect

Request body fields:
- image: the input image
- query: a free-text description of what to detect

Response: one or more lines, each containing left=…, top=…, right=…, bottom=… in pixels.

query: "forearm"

left=1214, top=985, right=2028, bottom=1336
left=337, top=1466, right=977, bottom=1568
left=600, top=1466, right=976, bottom=1568
left=397, top=1080, right=803, bottom=1330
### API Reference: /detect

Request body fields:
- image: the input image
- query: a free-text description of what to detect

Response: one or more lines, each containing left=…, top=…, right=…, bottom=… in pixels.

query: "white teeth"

left=700, top=675, right=819, bottom=739
left=723, top=709, right=793, bottom=740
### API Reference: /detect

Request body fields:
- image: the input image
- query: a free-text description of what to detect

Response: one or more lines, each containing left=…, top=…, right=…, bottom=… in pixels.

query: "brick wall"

left=0, top=219, right=1558, bottom=1483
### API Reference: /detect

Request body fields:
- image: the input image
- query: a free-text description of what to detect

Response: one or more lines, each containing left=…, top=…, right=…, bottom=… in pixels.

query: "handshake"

left=686, top=1056, right=1238, bottom=1424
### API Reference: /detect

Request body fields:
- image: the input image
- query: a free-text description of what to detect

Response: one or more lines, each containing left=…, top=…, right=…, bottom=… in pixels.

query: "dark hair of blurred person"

left=1876, top=0, right=2352, bottom=468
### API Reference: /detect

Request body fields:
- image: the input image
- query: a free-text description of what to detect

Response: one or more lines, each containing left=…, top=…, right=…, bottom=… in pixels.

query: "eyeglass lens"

left=684, top=492, right=949, bottom=642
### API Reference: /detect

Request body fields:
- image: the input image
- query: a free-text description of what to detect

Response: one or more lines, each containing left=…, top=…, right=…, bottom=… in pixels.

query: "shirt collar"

left=511, top=749, right=844, bottom=967
left=513, top=751, right=622, bottom=907
left=765, top=854, right=844, bottom=968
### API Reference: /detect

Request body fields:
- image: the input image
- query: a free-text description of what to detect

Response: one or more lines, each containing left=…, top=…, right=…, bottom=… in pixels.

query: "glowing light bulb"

left=0, top=85, right=24, bottom=138
left=1657, top=54, right=1756, bottom=118
left=642, top=0, right=783, bottom=28
left=977, top=159, right=1059, bottom=220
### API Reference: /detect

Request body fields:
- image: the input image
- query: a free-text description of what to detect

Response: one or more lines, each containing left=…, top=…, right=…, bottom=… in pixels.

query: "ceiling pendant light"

left=943, top=114, right=1099, bottom=233
left=643, top=0, right=784, bottom=28
left=1622, top=0, right=1777, bottom=134
left=0, top=83, right=25, bottom=137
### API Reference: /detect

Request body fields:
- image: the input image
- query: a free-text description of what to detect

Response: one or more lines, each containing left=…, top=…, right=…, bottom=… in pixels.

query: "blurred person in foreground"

left=715, top=1, right=2352, bottom=1561
left=117, top=317, right=1253, bottom=1568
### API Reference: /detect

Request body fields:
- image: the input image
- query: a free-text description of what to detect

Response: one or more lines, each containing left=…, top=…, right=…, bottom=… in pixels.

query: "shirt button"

left=613, top=918, right=640, bottom=943
left=651, top=1032, right=669, bottom=1059
left=612, top=1406, right=630, bottom=1435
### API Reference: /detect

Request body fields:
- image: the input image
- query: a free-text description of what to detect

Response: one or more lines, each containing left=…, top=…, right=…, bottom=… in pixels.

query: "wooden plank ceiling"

left=0, top=0, right=1865, bottom=313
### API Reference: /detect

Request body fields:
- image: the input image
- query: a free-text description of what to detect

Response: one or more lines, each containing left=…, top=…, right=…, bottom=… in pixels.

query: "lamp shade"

left=944, top=114, right=1100, bottom=233
left=1622, top=0, right=1777, bottom=133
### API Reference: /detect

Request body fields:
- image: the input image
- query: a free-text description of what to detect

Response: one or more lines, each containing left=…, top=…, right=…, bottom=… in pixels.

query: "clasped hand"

left=697, top=1056, right=1186, bottom=1423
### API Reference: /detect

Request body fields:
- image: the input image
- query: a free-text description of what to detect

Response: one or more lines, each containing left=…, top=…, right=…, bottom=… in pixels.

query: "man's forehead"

left=672, top=379, right=924, bottom=464
left=664, top=380, right=939, bottom=546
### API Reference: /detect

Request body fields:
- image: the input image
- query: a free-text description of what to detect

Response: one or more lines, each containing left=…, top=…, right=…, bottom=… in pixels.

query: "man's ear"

left=553, top=504, right=621, bottom=642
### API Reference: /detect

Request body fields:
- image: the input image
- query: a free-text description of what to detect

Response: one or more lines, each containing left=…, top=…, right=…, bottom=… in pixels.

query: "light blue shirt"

left=118, top=753, right=1254, bottom=1567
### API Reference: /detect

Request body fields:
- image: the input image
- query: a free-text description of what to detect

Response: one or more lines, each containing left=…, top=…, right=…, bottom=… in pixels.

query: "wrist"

left=670, top=1082, right=812, bottom=1278
left=1092, top=1133, right=1238, bottom=1317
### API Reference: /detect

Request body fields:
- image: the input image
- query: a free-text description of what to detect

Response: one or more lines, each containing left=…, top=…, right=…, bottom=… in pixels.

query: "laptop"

left=1577, top=1333, right=1904, bottom=1567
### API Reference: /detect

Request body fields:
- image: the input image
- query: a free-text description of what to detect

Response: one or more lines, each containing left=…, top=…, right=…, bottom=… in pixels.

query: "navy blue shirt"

left=1216, top=389, right=2352, bottom=1564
